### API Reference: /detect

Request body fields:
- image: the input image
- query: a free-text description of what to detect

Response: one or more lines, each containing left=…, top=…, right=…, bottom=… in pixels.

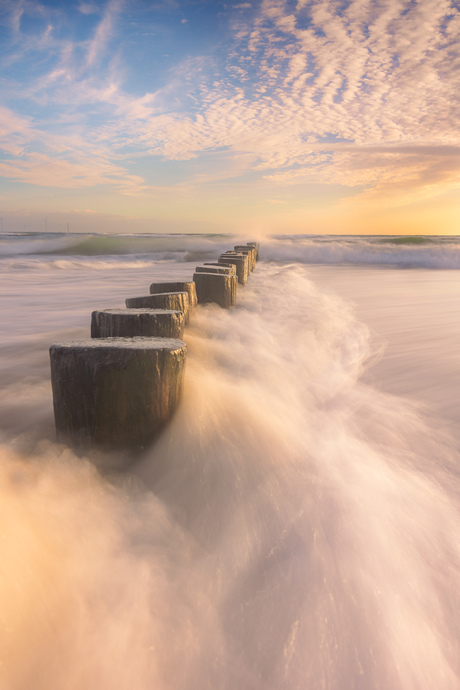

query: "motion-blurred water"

left=1, top=233, right=460, bottom=689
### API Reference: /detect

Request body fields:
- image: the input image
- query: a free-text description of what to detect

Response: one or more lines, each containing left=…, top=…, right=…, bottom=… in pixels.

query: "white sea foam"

left=6, top=257, right=164, bottom=271
left=1, top=240, right=460, bottom=688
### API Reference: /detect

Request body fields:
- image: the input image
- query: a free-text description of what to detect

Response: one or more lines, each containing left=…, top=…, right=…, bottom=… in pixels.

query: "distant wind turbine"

left=44, top=218, right=48, bottom=233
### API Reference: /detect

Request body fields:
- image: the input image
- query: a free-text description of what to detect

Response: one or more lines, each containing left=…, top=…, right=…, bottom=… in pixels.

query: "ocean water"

left=1, top=232, right=460, bottom=689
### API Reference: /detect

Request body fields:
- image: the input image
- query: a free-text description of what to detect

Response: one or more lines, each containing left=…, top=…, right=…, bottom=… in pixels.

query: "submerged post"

left=91, top=308, right=185, bottom=339
left=193, top=271, right=237, bottom=308
left=50, top=337, right=186, bottom=451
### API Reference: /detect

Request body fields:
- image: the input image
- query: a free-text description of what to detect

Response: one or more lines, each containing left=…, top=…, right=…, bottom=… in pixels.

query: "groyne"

left=49, top=242, right=259, bottom=452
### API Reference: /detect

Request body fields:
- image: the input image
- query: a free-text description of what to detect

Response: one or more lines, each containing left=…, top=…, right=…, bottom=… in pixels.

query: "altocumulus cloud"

left=0, top=0, right=459, bottom=206
left=140, top=0, right=460, bottom=204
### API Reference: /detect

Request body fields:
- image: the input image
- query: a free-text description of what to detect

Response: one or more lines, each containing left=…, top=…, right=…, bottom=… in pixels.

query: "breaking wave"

left=263, top=235, right=460, bottom=269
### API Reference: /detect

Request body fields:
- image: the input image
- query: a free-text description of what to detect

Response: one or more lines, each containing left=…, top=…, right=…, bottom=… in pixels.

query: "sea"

left=1, top=231, right=460, bottom=690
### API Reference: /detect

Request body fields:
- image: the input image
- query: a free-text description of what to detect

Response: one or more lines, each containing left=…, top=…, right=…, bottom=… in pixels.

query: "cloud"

left=0, top=103, right=148, bottom=195
left=0, top=106, right=38, bottom=156
left=129, top=0, right=460, bottom=203
left=1, top=0, right=460, bottom=209
left=263, top=142, right=460, bottom=208
left=85, top=0, right=124, bottom=67
left=0, top=150, right=145, bottom=192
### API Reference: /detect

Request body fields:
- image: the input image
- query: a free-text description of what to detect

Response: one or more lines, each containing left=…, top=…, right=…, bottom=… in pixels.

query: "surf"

left=1, top=259, right=460, bottom=688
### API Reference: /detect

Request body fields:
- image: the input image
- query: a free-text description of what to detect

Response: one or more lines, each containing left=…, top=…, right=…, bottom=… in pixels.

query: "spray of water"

left=1, top=263, right=460, bottom=689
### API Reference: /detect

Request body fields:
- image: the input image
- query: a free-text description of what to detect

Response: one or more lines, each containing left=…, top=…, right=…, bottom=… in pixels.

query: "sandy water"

left=1, top=241, right=460, bottom=689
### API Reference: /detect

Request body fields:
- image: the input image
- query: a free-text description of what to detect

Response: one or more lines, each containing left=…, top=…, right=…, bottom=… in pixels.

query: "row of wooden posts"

left=49, top=242, right=259, bottom=453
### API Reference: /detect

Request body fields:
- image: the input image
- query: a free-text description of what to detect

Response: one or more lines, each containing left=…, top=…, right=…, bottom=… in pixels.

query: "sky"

left=0, top=0, right=459, bottom=235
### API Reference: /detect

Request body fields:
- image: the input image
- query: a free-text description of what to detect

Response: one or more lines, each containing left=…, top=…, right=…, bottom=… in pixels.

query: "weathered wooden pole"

left=218, top=253, right=249, bottom=285
left=149, top=281, right=197, bottom=311
left=125, top=292, right=190, bottom=322
left=247, top=242, right=259, bottom=260
left=193, top=272, right=237, bottom=308
left=234, top=245, right=257, bottom=272
left=50, top=337, right=186, bottom=451
left=91, top=308, right=185, bottom=339
left=234, top=246, right=256, bottom=272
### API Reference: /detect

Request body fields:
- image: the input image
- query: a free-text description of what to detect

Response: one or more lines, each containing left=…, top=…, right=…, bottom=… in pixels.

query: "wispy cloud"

left=85, top=0, right=123, bottom=67
left=0, top=151, right=144, bottom=190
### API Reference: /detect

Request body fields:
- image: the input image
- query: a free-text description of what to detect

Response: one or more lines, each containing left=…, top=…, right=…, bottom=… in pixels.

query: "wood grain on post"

left=234, top=246, right=256, bottom=272
left=247, top=242, right=259, bottom=260
left=50, top=337, right=186, bottom=451
left=193, top=272, right=237, bottom=308
left=149, top=282, right=197, bottom=310
left=91, top=308, right=185, bottom=339
left=125, top=292, right=190, bottom=322
left=218, top=253, right=249, bottom=285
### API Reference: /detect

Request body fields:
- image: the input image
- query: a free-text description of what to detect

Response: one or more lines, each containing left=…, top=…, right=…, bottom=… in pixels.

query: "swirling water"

left=1, top=233, right=460, bottom=689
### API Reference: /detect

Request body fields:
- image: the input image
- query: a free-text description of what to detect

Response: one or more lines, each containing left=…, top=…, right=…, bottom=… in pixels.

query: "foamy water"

left=1, top=233, right=460, bottom=689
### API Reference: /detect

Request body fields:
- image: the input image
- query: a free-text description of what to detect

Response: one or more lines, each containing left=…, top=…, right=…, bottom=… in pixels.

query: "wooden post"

left=125, top=292, right=190, bottom=323
left=149, top=281, right=197, bottom=310
left=247, top=242, right=259, bottom=260
left=193, top=272, right=237, bottom=308
left=50, top=337, right=186, bottom=451
left=91, top=308, right=185, bottom=339
left=218, top=253, right=249, bottom=285
left=234, top=246, right=256, bottom=272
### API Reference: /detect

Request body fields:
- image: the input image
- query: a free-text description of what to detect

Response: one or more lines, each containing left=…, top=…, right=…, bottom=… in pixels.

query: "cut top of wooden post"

left=203, top=262, right=237, bottom=274
left=196, top=265, right=236, bottom=275
left=149, top=281, right=197, bottom=309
